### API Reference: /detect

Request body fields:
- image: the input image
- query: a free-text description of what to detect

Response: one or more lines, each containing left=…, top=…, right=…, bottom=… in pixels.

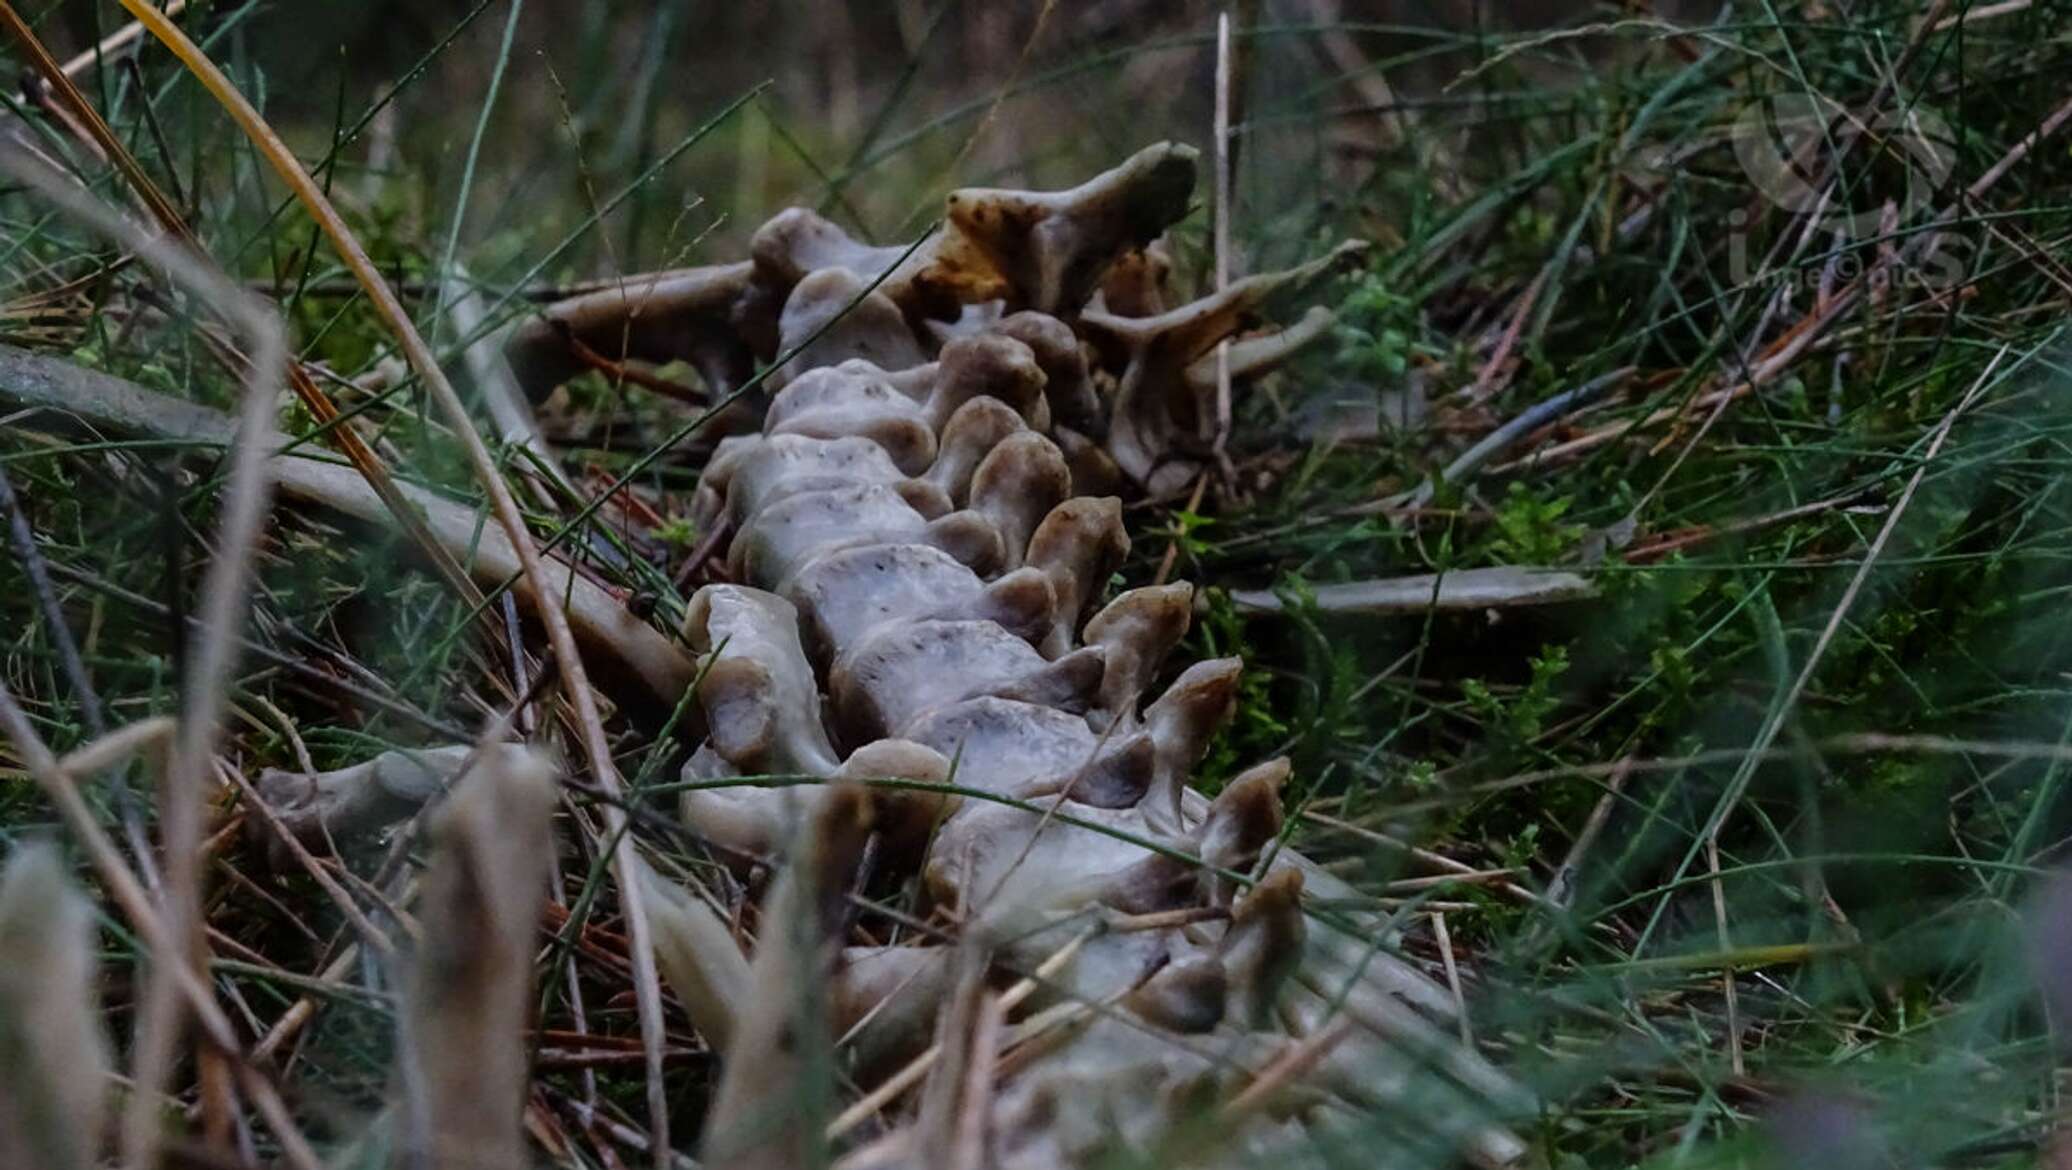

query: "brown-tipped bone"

left=1028, top=730, right=1157, bottom=809
left=1081, top=241, right=1368, bottom=488
left=934, top=141, right=1200, bottom=315
left=1125, top=956, right=1228, bottom=1035
left=0, top=845, right=110, bottom=1170
left=702, top=782, right=873, bottom=1169
left=1219, top=868, right=1307, bottom=1029
left=1052, top=423, right=1130, bottom=497
left=1024, top=496, right=1130, bottom=658
left=927, top=396, right=1032, bottom=502
left=926, top=333, right=1050, bottom=431
left=1196, top=757, right=1290, bottom=907
left=836, top=737, right=956, bottom=858
left=1143, top=657, right=1243, bottom=831
left=1082, top=582, right=1195, bottom=722
left=969, top=566, right=1063, bottom=648
left=503, top=261, right=768, bottom=400
left=988, top=644, right=1109, bottom=712
left=396, top=747, right=557, bottom=1170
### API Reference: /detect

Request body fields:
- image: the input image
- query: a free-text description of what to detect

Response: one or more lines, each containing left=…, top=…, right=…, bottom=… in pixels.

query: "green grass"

left=10, top=1, right=2072, bottom=1167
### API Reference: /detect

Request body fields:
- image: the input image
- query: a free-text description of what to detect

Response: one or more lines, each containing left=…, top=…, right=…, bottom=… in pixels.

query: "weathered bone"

left=1097, top=239, right=1175, bottom=318
left=904, top=695, right=1154, bottom=806
left=748, top=142, right=1198, bottom=324
left=503, top=262, right=770, bottom=401
left=926, top=396, right=1034, bottom=501
left=1025, top=495, right=1131, bottom=658
left=1083, top=582, right=1196, bottom=721
left=767, top=366, right=941, bottom=473
left=251, top=742, right=542, bottom=854
left=992, top=310, right=1102, bottom=435
left=1143, top=657, right=1244, bottom=830
left=936, top=142, right=1200, bottom=316
left=834, top=942, right=959, bottom=1080
left=784, top=544, right=1056, bottom=664
left=831, top=619, right=1106, bottom=743
left=683, top=585, right=842, bottom=777
left=518, top=150, right=1520, bottom=1167
left=1219, top=868, right=1308, bottom=1030
left=710, top=433, right=951, bottom=531
left=771, top=269, right=929, bottom=389
left=1081, top=241, right=1367, bottom=490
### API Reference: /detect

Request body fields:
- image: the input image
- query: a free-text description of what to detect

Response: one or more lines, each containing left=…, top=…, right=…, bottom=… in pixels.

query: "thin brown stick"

left=1463, top=265, right=1546, bottom=407
left=1220, top=1017, right=1357, bottom=1120
left=1432, top=911, right=1471, bottom=1047
left=557, top=323, right=709, bottom=406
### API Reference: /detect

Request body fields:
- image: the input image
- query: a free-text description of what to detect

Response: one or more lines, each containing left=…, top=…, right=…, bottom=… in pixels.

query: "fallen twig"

left=1396, top=366, right=1634, bottom=508
left=1224, top=564, right=1597, bottom=616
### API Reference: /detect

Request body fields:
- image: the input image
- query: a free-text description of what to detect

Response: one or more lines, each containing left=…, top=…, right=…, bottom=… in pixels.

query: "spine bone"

left=549, top=146, right=1528, bottom=1168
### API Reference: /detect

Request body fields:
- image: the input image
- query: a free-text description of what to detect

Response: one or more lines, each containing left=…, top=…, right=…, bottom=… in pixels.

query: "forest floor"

left=7, top=2, right=2072, bottom=1168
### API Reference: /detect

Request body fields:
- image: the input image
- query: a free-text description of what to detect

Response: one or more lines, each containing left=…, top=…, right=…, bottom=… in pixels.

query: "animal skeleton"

left=0, top=144, right=1529, bottom=1169
left=510, top=142, right=1527, bottom=1168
